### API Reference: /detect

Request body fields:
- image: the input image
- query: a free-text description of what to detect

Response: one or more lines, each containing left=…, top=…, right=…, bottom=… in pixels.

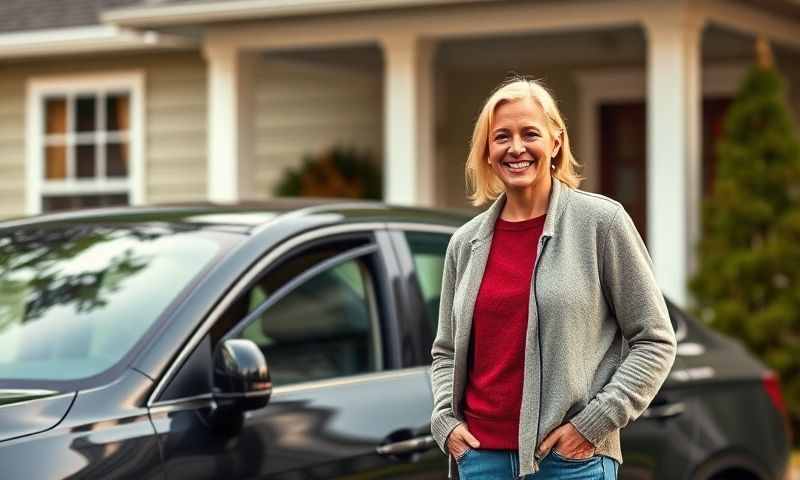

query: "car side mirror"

left=212, top=339, right=272, bottom=411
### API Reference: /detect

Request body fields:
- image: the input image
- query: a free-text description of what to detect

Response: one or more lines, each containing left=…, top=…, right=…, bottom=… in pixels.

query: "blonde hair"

left=466, top=77, right=583, bottom=206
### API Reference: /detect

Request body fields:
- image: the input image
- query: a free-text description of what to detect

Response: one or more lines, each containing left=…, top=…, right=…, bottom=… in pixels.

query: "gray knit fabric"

left=430, top=177, right=677, bottom=477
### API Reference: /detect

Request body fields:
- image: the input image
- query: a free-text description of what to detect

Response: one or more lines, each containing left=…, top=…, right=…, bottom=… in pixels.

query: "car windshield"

left=0, top=224, right=222, bottom=382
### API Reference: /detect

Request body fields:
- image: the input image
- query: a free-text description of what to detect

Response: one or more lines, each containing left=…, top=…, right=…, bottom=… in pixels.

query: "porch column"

left=381, top=33, right=436, bottom=206
left=204, top=44, right=257, bottom=202
left=643, top=11, right=704, bottom=306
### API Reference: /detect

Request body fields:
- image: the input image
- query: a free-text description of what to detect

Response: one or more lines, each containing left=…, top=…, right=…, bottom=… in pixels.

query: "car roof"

left=0, top=197, right=474, bottom=234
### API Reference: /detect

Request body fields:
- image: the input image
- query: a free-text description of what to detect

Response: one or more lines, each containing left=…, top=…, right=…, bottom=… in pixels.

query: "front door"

left=598, top=98, right=734, bottom=246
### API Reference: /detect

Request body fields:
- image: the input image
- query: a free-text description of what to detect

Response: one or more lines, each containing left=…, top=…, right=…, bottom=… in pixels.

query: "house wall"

left=251, top=54, right=383, bottom=199
left=0, top=50, right=207, bottom=219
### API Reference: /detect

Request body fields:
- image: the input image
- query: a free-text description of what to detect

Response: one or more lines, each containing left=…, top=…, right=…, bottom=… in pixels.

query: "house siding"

left=0, top=50, right=207, bottom=219
left=0, top=76, right=25, bottom=219
left=252, top=57, right=383, bottom=199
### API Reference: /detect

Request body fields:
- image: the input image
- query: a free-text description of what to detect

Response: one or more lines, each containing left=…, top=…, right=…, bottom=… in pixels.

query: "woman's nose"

left=510, top=137, right=525, bottom=156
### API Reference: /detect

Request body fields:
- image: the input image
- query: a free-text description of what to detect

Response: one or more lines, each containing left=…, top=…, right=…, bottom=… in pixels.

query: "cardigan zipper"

left=529, top=235, right=550, bottom=473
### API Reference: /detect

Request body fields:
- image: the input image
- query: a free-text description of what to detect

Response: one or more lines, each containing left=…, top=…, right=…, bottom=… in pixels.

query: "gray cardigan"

left=430, top=177, right=677, bottom=477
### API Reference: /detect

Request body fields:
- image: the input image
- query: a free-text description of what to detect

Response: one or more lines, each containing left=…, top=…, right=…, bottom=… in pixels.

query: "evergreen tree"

left=690, top=40, right=800, bottom=444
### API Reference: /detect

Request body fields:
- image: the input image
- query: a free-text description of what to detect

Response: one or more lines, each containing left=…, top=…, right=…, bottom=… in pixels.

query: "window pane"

left=75, top=96, right=96, bottom=132
left=106, top=142, right=128, bottom=177
left=43, top=194, right=129, bottom=213
left=405, top=232, right=451, bottom=333
left=76, top=144, right=96, bottom=178
left=238, top=258, right=377, bottom=386
left=106, top=94, right=129, bottom=131
left=0, top=225, right=222, bottom=381
left=45, top=145, right=67, bottom=180
left=45, top=98, right=67, bottom=134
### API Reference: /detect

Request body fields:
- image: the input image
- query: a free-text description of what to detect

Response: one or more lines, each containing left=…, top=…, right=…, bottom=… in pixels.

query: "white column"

left=381, top=34, right=436, bottom=206
left=204, top=44, right=257, bottom=203
left=643, top=11, right=704, bottom=306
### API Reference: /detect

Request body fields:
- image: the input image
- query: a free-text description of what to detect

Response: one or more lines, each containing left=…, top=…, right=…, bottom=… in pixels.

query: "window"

left=0, top=224, right=222, bottom=382
left=404, top=232, right=451, bottom=333
left=27, top=73, right=144, bottom=214
left=214, top=238, right=384, bottom=387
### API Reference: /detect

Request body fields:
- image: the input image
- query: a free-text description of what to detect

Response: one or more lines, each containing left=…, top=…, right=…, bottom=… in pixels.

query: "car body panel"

left=0, top=370, right=162, bottom=479
left=151, top=368, right=439, bottom=479
left=0, top=391, right=76, bottom=442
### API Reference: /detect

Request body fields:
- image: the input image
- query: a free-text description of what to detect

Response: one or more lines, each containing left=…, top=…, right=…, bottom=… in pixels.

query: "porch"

left=173, top=1, right=800, bottom=305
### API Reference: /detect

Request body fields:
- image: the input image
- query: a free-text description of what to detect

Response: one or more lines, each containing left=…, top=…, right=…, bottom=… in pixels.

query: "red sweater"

left=463, top=213, right=546, bottom=450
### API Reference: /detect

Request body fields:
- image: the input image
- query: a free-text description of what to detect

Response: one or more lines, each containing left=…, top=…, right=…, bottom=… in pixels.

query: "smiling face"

left=487, top=97, right=561, bottom=195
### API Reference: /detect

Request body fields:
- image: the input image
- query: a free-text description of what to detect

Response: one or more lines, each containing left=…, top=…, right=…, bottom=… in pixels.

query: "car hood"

left=0, top=390, right=76, bottom=442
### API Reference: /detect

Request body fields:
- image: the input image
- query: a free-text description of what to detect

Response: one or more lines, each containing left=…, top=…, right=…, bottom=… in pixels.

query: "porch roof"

left=101, top=0, right=494, bottom=28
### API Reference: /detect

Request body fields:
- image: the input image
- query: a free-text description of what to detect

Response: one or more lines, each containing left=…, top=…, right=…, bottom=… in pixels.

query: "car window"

left=0, top=224, right=223, bottom=382
left=404, top=231, right=451, bottom=334
left=213, top=237, right=385, bottom=388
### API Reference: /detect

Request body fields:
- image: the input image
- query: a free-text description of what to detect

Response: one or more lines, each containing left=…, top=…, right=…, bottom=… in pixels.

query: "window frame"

left=386, top=223, right=457, bottom=367
left=224, top=243, right=386, bottom=381
left=148, top=224, right=404, bottom=407
left=25, top=71, right=146, bottom=215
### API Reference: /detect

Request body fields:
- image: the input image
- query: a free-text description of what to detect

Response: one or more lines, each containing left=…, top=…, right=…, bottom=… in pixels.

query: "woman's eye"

left=525, top=131, right=539, bottom=139
left=494, top=134, right=508, bottom=142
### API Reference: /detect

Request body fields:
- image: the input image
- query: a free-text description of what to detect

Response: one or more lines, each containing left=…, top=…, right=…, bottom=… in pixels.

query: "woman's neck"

left=500, top=175, right=552, bottom=222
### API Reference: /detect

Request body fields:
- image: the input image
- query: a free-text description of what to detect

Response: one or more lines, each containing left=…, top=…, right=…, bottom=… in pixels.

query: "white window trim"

left=574, top=62, right=747, bottom=193
left=25, top=71, right=146, bottom=215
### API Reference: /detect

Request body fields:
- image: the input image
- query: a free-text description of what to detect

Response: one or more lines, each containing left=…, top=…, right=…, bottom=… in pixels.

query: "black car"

left=0, top=200, right=792, bottom=480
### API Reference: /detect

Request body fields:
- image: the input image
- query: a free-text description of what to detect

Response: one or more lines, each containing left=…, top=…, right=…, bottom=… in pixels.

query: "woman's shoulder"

left=563, top=187, right=623, bottom=221
left=449, top=210, right=486, bottom=246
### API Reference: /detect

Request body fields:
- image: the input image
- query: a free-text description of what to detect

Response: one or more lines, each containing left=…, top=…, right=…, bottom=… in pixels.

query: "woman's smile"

left=502, top=159, right=536, bottom=172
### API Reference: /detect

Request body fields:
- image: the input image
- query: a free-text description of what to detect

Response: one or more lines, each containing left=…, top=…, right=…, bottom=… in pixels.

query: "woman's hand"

left=536, top=422, right=596, bottom=460
left=446, top=423, right=480, bottom=458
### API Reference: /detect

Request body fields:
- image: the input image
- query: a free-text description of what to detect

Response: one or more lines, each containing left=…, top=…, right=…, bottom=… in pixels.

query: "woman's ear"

left=551, top=129, right=563, bottom=160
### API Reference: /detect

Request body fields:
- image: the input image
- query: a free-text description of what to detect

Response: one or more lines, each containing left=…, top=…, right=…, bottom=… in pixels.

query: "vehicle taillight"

left=762, top=370, right=787, bottom=416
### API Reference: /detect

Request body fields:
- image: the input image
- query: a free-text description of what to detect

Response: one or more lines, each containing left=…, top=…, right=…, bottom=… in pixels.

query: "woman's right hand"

left=446, top=423, right=481, bottom=458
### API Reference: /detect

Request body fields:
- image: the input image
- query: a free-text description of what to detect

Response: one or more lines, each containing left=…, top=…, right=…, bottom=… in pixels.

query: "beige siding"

left=0, top=74, right=25, bottom=219
left=252, top=58, right=383, bottom=199
left=0, top=51, right=207, bottom=219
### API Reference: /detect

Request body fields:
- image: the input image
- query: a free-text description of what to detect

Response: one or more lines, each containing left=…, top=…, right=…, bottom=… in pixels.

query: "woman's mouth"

left=502, top=160, right=535, bottom=172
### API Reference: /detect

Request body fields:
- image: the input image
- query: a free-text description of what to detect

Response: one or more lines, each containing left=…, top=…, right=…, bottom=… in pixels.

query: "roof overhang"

left=102, top=0, right=492, bottom=28
left=0, top=25, right=196, bottom=60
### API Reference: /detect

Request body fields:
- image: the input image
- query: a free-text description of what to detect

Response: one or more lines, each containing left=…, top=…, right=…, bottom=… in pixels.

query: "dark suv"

left=0, top=200, right=792, bottom=479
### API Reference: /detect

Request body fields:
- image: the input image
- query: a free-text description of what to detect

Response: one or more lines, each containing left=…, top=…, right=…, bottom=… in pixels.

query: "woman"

left=429, top=77, right=677, bottom=480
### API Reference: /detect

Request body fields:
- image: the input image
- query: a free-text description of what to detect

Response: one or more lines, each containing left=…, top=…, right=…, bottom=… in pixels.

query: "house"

left=1, top=0, right=800, bottom=305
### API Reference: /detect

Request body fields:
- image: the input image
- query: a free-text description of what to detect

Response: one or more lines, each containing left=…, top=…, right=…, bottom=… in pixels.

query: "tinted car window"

left=404, top=231, right=451, bottom=333
left=0, top=225, right=221, bottom=381
left=228, top=240, right=383, bottom=387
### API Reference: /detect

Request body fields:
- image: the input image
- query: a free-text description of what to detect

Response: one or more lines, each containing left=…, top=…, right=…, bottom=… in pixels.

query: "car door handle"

left=642, top=401, right=686, bottom=419
left=376, top=435, right=436, bottom=456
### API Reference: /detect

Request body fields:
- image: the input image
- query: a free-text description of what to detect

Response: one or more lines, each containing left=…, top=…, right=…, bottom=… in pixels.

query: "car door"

left=387, top=225, right=460, bottom=478
left=147, top=225, right=442, bottom=479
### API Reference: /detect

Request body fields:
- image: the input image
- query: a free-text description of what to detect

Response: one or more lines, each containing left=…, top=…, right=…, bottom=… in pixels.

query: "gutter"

left=0, top=25, right=197, bottom=60
left=102, top=0, right=493, bottom=28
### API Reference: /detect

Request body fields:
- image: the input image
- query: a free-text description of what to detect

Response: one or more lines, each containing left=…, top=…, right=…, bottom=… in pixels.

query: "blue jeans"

left=456, top=448, right=619, bottom=480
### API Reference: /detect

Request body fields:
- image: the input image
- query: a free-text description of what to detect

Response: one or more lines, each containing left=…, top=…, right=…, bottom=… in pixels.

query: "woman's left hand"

left=536, top=422, right=596, bottom=460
